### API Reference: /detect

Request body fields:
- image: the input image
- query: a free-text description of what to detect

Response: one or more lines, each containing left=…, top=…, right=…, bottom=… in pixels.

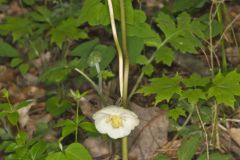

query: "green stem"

left=75, top=101, right=80, bottom=142
left=95, top=63, right=102, bottom=94
left=216, top=4, right=227, bottom=71
left=119, top=0, right=129, bottom=159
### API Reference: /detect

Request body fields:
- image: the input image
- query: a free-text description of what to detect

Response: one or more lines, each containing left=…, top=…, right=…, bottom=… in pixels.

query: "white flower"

left=93, top=105, right=139, bottom=139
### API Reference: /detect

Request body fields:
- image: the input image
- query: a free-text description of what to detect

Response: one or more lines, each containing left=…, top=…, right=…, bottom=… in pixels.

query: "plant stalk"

left=119, top=0, right=129, bottom=159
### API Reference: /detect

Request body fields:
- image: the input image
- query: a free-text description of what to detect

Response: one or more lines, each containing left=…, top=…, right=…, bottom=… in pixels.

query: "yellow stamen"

left=107, top=115, right=123, bottom=128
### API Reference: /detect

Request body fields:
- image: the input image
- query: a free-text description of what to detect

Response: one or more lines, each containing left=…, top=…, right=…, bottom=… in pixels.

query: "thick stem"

left=107, top=0, right=124, bottom=97
left=120, top=0, right=129, bottom=159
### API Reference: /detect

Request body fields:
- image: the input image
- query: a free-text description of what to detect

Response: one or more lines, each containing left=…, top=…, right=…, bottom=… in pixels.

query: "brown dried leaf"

left=228, top=128, right=240, bottom=146
left=129, top=103, right=169, bottom=160
left=84, top=137, right=112, bottom=159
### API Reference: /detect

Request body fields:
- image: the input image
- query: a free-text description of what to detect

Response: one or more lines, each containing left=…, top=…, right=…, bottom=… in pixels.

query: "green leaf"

left=56, top=120, right=76, bottom=139
left=79, top=122, right=98, bottom=133
left=46, top=96, right=72, bottom=117
left=155, top=12, right=206, bottom=53
left=78, top=0, right=109, bottom=26
left=178, top=134, right=201, bottom=160
left=23, top=0, right=35, bottom=5
left=139, top=74, right=182, bottom=103
left=0, top=17, right=32, bottom=41
left=30, top=6, right=52, bottom=23
left=181, top=89, right=206, bottom=105
left=128, top=36, right=144, bottom=64
left=46, top=152, right=66, bottom=160
left=7, top=112, right=19, bottom=125
left=183, top=73, right=209, bottom=87
left=100, top=70, right=114, bottom=80
left=154, top=154, right=171, bottom=160
left=19, top=63, right=29, bottom=75
left=198, top=152, right=233, bottom=160
left=65, top=143, right=92, bottom=160
left=30, top=141, right=48, bottom=160
left=0, top=42, right=20, bottom=57
left=142, top=64, right=154, bottom=76
left=136, top=55, right=148, bottom=65
left=112, top=0, right=134, bottom=23
left=127, top=22, right=161, bottom=47
left=71, top=39, right=99, bottom=57
left=15, top=100, right=34, bottom=110
left=155, top=47, right=175, bottom=66
left=0, top=103, right=12, bottom=111
left=50, top=18, right=88, bottom=48
left=172, top=0, right=208, bottom=12
left=208, top=71, right=240, bottom=107
left=155, top=12, right=177, bottom=38
left=168, top=107, right=186, bottom=121
left=10, top=58, right=23, bottom=67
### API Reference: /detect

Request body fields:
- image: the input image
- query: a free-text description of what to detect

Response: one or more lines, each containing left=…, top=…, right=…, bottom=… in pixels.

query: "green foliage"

left=46, top=96, right=72, bottom=117
left=168, top=107, right=186, bottom=121
left=155, top=47, right=175, bottom=66
left=155, top=12, right=206, bottom=53
left=50, top=18, right=88, bottom=48
left=178, top=134, right=202, bottom=160
left=154, top=154, right=171, bottom=160
left=208, top=71, right=240, bottom=107
left=198, top=152, right=233, bottom=160
left=139, top=74, right=182, bottom=103
left=0, top=17, right=33, bottom=41
left=172, top=0, right=208, bottom=13
left=0, top=42, right=20, bottom=57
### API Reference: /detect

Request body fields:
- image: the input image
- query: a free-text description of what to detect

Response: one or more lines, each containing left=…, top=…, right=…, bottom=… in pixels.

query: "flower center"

left=107, top=115, right=123, bottom=128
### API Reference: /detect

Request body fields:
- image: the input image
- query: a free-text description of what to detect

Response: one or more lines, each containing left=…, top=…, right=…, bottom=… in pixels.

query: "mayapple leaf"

left=181, top=89, right=206, bottom=105
left=178, top=134, right=202, bottom=160
left=155, top=46, right=175, bottom=66
left=208, top=71, right=240, bottom=107
left=139, top=74, right=182, bottom=103
left=168, top=107, right=186, bottom=121
left=128, top=36, right=144, bottom=64
left=183, top=73, right=209, bottom=88
left=50, top=18, right=88, bottom=48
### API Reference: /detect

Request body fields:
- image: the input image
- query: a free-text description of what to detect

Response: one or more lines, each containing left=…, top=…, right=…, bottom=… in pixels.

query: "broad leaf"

left=198, top=152, right=233, bottom=160
left=155, top=46, right=175, bottom=66
left=46, top=152, right=66, bottom=160
left=208, top=71, right=240, bottom=107
left=128, top=36, right=144, bottom=64
left=168, top=107, right=186, bottom=121
left=181, top=89, right=206, bottom=105
left=50, top=18, right=88, bottom=48
left=0, top=42, right=19, bottom=57
left=178, top=134, right=201, bottom=160
left=139, top=74, right=182, bottom=103
left=183, top=73, right=209, bottom=87
left=7, top=112, right=19, bottom=125
left=46, top=96, right=72, bottom=117
left=0, top=17, right=32, bottom=41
